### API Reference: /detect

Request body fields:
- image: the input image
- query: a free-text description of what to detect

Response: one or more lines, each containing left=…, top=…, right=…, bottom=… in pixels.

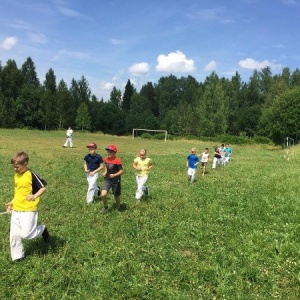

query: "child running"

left=6, top=151, right=50, bottom=261
left=186, top=147, right=199, bottom=183
left=84, top=142, right=104, bottom=204
left=132, top=149, right=153, bottom=203
left=199, top=147, right=210, bottom=177
left=100, top=144, right=123, bottom=213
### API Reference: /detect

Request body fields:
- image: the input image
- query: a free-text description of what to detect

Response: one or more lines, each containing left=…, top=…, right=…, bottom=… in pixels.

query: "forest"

left=1, top=57, right=300, bottom=144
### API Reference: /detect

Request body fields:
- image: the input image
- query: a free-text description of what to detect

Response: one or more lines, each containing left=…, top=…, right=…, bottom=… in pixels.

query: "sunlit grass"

left=0, top=129, right=300, bottom=299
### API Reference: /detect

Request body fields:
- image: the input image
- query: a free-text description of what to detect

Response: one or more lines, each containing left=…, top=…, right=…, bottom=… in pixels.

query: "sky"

left=1, top=0, right=300, bottom=100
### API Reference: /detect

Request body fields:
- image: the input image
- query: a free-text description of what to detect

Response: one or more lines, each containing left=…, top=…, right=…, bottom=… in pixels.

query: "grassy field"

left=0, top=129, right=300, bottom=299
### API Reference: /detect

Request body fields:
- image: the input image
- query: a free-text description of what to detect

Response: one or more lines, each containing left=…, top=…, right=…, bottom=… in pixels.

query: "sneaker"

left=97, top=186, right=101, bottom=197
left=100, top=206, right=108, bottom=214
left=144, top=186, right=149, bottom=196
left=42, top=227, right=50, bottom=243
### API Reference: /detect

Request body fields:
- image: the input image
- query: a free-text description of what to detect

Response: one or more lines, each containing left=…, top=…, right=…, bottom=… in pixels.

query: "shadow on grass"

left=25, top=235, right=66, bottom=257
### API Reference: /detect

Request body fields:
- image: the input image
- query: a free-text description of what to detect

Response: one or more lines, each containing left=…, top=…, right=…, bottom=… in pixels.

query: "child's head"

left=86, top=142, right=97, bottom=155
left=105, top=144, right=117, bottom=158
left=11, top=151, right=29, bottom=174
left=191, top=148, right=196, bottom=155
left=139, top=149, right=147, bottom=159
left=204, top=147, right=209, bottom=153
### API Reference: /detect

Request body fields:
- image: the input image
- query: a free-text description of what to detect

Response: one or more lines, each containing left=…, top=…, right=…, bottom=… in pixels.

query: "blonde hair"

left=11, top=151, right=29, bottom=165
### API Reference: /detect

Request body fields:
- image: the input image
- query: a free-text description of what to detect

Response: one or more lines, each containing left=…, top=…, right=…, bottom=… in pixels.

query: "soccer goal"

left=132, top=128, right=168, bottom=142
left=284, top=137, right=295, bottom=160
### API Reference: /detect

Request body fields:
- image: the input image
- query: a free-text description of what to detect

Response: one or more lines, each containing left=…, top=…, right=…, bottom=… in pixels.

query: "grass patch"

left=0, top=129, right=300, bottom=299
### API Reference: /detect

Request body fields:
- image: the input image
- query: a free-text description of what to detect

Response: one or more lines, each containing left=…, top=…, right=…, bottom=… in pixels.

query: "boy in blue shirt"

left=84, top=143, right=104, bottom=204
left=186, top=148, right=199, bottom=183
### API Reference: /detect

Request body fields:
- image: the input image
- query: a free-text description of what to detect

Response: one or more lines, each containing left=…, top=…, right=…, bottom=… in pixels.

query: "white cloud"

left=0, top=37, right=17, bottom=50
left=27, top=32, right=48, bottom=44
left=156, top=50, right=195, bottom=73
left=238, top=58, right=281, bottom=70
left=128, top=62, right=150, bottom=76
left=110, top=39, right=124, bottom=45
left=205, top=61, right=217, bottom=72
left=281, top=0, right=298, bottom=5
left=9, top=20, right=31, bottom=30
left=56, top=6, right=83, bottom=17
left=53, top=49, right=88, bottom=60
left=102, top=81, right=115, bottom=90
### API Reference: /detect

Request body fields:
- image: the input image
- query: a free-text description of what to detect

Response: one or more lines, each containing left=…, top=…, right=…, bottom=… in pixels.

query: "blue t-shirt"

left=223, top=147, right=232, bottom=157
left=84, top=153, right=103, bottom=171
left=187, top=154, right=199, bottom=169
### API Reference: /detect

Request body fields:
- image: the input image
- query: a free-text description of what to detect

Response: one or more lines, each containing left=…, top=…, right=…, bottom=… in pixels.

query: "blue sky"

left=1, top=0, right=300, bottom=100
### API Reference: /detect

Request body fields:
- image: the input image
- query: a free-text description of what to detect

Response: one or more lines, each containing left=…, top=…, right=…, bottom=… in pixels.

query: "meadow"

left=0, top=129, right=300, bottom=300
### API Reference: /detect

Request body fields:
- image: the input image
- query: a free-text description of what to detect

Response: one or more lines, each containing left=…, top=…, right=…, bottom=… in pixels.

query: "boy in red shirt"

left=100, top=145, right=123, bottom=213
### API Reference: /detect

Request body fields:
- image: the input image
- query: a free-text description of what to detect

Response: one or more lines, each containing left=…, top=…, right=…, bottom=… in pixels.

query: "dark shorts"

left=201, top=162, right=208, bottom=167
left=102, top=179, right=121, bottom=197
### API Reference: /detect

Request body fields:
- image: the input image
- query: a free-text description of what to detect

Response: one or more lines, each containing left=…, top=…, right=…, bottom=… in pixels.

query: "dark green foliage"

left=253, top=135, right=273, bottom=145
left=1, top=57, right=300, bottom=144
left=141, top=132, right=152, bottom=139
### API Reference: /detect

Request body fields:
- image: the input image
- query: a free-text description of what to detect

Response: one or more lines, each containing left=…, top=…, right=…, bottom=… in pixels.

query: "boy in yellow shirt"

left=6, top=151, right=50, bottom=261
left=132, top=149, right=153, bottom=202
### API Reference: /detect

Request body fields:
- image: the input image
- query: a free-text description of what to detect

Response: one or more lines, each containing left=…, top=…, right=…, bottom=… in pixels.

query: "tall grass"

left=0, top=129, right=299, bottom=299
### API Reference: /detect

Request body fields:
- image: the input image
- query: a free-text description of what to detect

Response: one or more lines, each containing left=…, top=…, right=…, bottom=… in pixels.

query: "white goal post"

left=132, top=128, right=168, bottom=142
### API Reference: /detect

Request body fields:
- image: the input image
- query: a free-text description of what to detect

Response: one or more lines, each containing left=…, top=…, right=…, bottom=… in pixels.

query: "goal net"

left=283, top=137, right=295, bottom=160
left=132, top=128, right=168, bottom=142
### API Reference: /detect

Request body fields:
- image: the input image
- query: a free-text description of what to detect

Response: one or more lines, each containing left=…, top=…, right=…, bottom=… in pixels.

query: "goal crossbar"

left=132, top=128, right=168, bottom=142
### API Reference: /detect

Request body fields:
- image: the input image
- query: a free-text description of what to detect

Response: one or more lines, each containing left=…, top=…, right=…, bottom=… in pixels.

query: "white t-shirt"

left=201, top=152, right=209, bottom=163
left=66, top=129, right=73, bottom=137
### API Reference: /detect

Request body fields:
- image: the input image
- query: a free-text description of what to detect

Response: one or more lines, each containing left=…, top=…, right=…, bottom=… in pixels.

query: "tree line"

left=1, top=57, right=300, bottom=144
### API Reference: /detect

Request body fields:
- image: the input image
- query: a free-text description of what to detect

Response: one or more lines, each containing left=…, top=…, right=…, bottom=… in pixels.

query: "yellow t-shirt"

left=134, top=157, right=152, bottom=176
left=13, top=170, right=46, bottom=211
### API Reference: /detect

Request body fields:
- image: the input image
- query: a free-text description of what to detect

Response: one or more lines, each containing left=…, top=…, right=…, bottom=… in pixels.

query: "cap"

left=105, top=144, right=117, bottom=153
left=86, top=142, right=97, bottom=149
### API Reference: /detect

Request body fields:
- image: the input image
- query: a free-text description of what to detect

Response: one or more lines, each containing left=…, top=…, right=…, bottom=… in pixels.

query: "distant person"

left=100, top=145, right=124, bottom=213
left=132, top=149, right=153, bottom=202
left=219, top=143, right=226, bottom=166
left=63, top=127, right=73, bottom=148
left=6, top=151, right=50, bottom=261
left=84, top=143, right=104, bottom=205
left=212, top=145, right=222, bottom=170
left=199, top=147, right=210, bottom=177
left=223, top=143, right=232, bottom=165
left=186, top=147, right=199, bottom=183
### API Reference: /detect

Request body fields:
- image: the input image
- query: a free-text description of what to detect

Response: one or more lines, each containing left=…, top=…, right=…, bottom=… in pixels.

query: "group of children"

left=5, top=144, right=152, bottom=261
left=186, top=144, right=232, bottom=183
left=5, top=142, right=231, bottom=262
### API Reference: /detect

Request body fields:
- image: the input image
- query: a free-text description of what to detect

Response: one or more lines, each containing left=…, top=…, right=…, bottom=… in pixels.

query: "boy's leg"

left=100, top=181, right=110, bottom=213
left=86, top=173, right=99, bottom=204
left=10, top=211, right=24, bottom=261
left=187, top=168, right=192, bottom=182
left=135, top=176, right=148, bottom=200
left=113, top=181, right=121, bottom=210
left=190, top=169, right=196, bottom=183
left=10, top=211, right=44, bottom=260
left=212, top=157, right=217, bottom=169
left=114, top=196, right=121, bottom=210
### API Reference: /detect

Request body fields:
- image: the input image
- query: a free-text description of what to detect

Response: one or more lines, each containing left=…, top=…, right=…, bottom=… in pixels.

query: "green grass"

left=0, top=129, right=300, bottom=299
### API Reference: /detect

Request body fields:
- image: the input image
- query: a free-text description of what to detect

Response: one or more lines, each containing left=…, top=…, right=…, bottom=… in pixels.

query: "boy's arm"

left=84, top=161, right=89, bottom=173
left=90, top=162, right=104, bottom=176
left=132, top=161, right=141, bottom=170
left=26, top=186, right=46, bottom=201
left=6, top=201, right=13, bottom=213
left=148, top=161, right=153, bottom=171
